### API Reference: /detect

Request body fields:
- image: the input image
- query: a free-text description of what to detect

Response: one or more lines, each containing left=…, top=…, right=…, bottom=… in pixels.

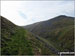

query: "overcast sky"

left=1, top=0, right=75, bottom=26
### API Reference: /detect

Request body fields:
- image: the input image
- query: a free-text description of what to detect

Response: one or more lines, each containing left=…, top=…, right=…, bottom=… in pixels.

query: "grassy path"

left=30, top=32, right=59, bottom=54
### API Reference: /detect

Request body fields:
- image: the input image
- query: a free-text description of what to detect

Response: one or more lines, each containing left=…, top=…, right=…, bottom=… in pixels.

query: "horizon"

left=1, top=15, right=74, bottom=26
left=1, top=1, right=74, bottom=26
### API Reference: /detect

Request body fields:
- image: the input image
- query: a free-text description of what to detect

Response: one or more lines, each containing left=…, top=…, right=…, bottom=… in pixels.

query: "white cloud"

left=1, top=1, right=74, bottom=26
left=1, top=1, right=27, bottom=26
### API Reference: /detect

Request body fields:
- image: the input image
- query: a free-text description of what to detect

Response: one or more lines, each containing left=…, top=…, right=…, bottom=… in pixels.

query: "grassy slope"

left=24, top=15, right=74, bottom=52
left=1, top=16, right=33, bottom=55
left=1, top=16, right=55, bottom=55
left=46, top=25, right=74, bottom=52
left=25, top=31, right=55, bottom=55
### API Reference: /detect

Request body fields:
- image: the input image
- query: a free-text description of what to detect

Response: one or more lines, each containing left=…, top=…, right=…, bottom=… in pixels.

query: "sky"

left=1, top=0, right=75, bottom=26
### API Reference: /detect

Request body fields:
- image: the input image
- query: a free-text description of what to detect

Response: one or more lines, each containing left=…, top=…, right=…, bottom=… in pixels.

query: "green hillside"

left=1, top=16, right=33, bottom=55
left=24, top=15, right=74, bottom=52
left=1, top=16, right=55, bottom=55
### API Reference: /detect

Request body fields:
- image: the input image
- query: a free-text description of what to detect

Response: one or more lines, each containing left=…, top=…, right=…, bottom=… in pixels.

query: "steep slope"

left=1, top=16, right=33, bottom=55
left=1, top=16, right=56, bottom=55
left=24, top=15, right=74, bottom=52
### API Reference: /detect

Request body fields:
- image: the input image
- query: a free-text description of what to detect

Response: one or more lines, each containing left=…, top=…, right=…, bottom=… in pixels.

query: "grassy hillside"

left=1, top=16, right=33, bottom=55
left=1, top=16, right=55, bottom=55
left=24, top=15, right=74, bottom=52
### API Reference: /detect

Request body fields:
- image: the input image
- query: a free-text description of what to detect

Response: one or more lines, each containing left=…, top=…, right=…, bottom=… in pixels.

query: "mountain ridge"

left=1, top=16, right=57, bottom=55
left=24, top=15, right=74, bottom=52
left=24, top=15, right=74, bottom=27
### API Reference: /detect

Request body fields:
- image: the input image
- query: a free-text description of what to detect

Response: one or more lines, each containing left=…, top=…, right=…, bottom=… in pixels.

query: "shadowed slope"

left=24, top=15, right=74, bottom=52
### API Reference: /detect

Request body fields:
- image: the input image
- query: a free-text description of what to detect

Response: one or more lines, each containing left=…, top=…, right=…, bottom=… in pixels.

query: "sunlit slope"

left=24, top=15, right=74, bottom=52
left=1, top=16, right=33, bottom=55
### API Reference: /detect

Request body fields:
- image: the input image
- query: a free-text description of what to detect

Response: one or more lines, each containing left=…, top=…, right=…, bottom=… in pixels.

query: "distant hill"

left=1, top=16, right=56, bottom=55
left=24, top=15, right=74, bottom=52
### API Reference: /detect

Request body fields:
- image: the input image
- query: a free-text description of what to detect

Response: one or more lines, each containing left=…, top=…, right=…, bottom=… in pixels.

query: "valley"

left=1, top=15, right=74, bottom=55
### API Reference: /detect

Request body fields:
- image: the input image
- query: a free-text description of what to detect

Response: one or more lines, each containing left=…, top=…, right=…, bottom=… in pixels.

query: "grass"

left=1, top=27, right=34, bottom=55
left=46, top=25, right=74, bottom=52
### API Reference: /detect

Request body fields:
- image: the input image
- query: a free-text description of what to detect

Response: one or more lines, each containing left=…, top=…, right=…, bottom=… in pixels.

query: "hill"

left=24, top=15, right=74, bottom=52
left=1, top=16, right=57, bottom=55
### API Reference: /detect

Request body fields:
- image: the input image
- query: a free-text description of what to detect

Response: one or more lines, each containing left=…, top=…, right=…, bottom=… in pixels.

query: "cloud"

left=1, top=1, right=74, bottom=26
left=18, top=11, right=27, bottom=19
left=1, top=1, right=27, bottom=26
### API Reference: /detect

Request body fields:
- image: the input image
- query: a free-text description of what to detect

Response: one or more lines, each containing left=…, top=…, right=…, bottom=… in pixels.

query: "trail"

left=30, top=32, right=59, bottom=54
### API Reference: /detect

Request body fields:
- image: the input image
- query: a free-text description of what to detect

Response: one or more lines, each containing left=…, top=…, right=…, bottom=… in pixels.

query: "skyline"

left=1, top=1, right=75, bottom=26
